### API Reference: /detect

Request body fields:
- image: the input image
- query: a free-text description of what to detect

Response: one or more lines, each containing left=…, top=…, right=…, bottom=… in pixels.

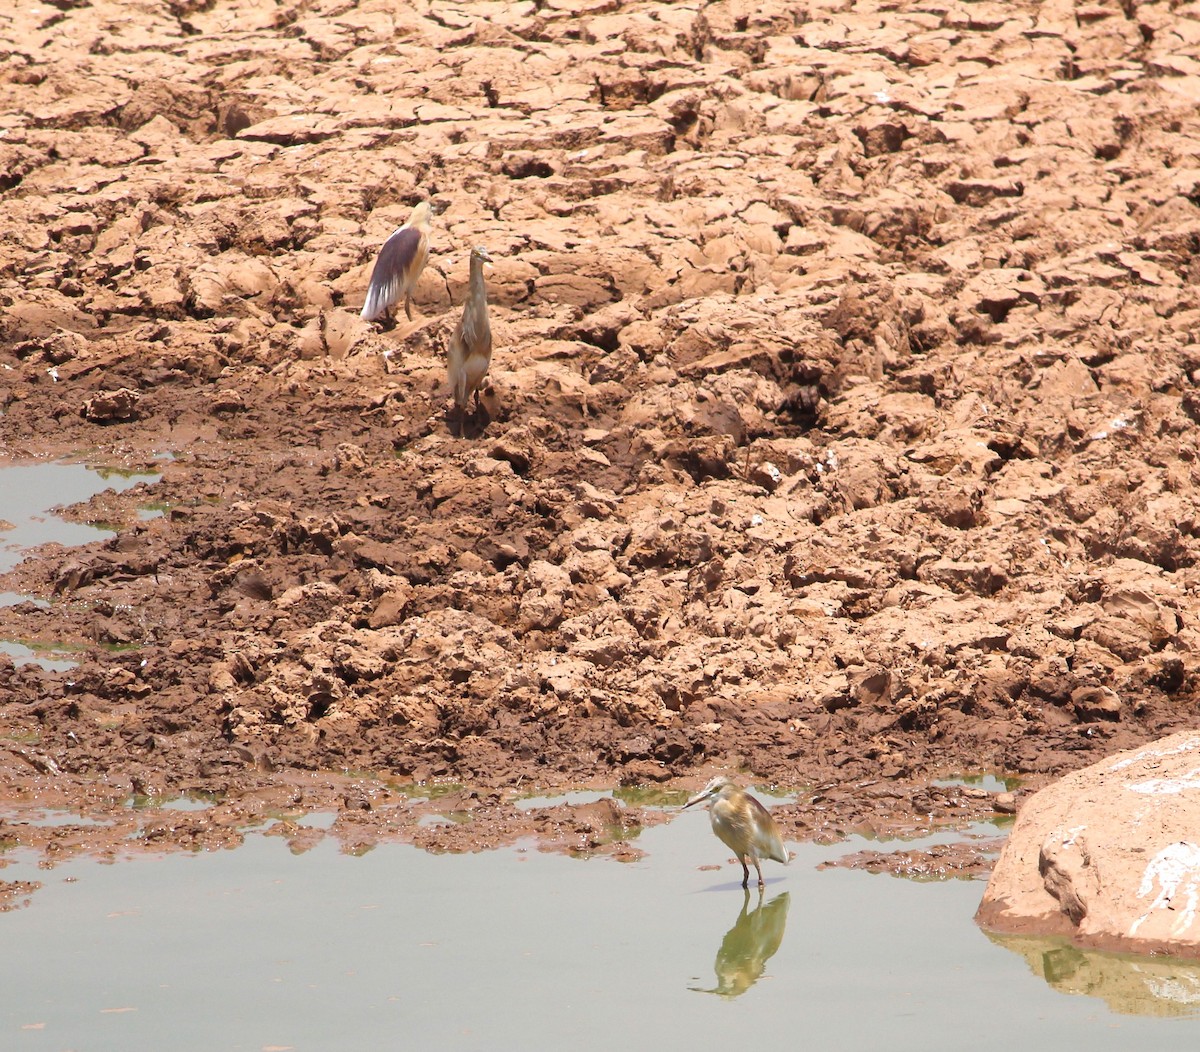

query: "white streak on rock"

left=1128, top=767, right=1200, bottom=795
left=1110, top=736, right=1200, bottom=771
left=1130, top=843, right=1200, bottom=937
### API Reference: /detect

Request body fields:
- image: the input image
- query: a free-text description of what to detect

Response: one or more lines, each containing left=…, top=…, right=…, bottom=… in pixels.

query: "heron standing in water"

left=360, top=200, right=438, bottom=323
left=684, top=776, right=789, bottom=889
left=447, top=245, right=494, bottom=425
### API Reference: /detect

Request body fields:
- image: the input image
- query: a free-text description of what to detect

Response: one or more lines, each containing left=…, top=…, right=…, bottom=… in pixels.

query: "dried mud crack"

left=3, top=0, right=1200, bottom=880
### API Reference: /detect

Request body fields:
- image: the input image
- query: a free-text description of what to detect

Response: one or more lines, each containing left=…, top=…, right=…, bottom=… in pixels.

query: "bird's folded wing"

left=361, top=225, right=422, bottom=320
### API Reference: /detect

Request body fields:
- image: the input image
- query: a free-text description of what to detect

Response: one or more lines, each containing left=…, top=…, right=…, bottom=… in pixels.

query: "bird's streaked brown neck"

left=469, top=256, right=488, bottom=296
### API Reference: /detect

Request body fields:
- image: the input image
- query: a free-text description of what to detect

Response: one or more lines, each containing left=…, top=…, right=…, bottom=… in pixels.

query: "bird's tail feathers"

left=764, top=838, right=789, bottom=865
left=451, top=370, right=469, bottom=409
left=361, top=283, right=393, bottom=321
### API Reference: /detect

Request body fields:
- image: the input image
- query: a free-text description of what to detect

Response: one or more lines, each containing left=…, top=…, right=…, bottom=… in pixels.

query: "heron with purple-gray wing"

left=684, top=776, right=789, bottom=889
left=360, top=200, right=437, bottom=323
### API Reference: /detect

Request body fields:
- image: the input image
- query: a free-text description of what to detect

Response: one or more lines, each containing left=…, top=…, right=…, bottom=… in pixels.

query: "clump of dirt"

left=0, top=880, right=41, bottom=912
left=3, top=0, right=1200, bottom=880
left=819, top=838, right=1006, bottom=881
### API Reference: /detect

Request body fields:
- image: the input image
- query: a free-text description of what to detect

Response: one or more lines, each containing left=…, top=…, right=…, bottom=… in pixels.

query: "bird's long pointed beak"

left=683, top=789, right=711, bottom=810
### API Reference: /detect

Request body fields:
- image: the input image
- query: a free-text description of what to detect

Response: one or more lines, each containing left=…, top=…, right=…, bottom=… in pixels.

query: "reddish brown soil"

left=2, top=0, right=1200, bottom=883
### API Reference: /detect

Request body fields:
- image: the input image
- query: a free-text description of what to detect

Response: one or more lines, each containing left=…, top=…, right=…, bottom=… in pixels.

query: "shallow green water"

left=0, top=640, right=80, bottom=673
left=0, top=460, right=161, bottom=668
left=0, top=461, right=159, bottom=573
left=3, top=811, right=1200, bottom=1050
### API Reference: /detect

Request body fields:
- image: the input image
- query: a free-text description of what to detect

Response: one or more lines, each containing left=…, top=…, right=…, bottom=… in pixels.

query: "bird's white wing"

left=748, top=796, right=789, bottom=864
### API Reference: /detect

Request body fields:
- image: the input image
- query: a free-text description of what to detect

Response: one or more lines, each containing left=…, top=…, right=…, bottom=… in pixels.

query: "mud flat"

left=2, top=0, right=1200, bottom=869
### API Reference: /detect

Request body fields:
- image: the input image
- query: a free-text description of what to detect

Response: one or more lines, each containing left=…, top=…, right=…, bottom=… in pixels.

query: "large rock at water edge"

left=977, top=730, right=1200, bottom=955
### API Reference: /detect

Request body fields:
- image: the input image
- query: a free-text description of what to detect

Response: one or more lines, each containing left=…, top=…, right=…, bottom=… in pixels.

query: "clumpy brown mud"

left=820, top=835, right=1009, bottom=882
left=2, top=0, right=1200, bottom=885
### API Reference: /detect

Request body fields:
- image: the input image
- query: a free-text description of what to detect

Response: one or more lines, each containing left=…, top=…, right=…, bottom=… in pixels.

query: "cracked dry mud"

left=2, top=0, right=1200, bottom=890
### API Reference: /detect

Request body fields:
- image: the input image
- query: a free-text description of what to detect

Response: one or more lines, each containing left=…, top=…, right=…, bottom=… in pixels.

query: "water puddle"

left=126, top=793, right=222, bottom=813
left=387, top=781, right=466, bottom=802
left=0, top=640, right=80, bottom=673
left=514, top=789, right=613, bottom=810
left=0, top=461, right=160, bottom=573
left=933, top=773, right=1020, bottom=793
left=0, top=592, right=49, bottom=609
left=1, top=804, right=1199, bottom=1047
left=0, top=459, right=161, bottom=669
left=512, top=784, right=789, bottom=812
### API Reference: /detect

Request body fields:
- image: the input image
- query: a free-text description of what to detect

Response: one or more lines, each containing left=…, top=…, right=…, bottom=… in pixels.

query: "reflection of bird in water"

left=684, top=776, right=789, bottom=888
left=447, top=245, right=494, bottom=430
left=360, top=200, right=438, bottom=323
left=693, top=889, right=791, bottom=998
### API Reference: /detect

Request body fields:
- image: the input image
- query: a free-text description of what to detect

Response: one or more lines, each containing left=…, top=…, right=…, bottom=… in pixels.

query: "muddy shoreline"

left=3, top=0, right=1200, bottom=890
